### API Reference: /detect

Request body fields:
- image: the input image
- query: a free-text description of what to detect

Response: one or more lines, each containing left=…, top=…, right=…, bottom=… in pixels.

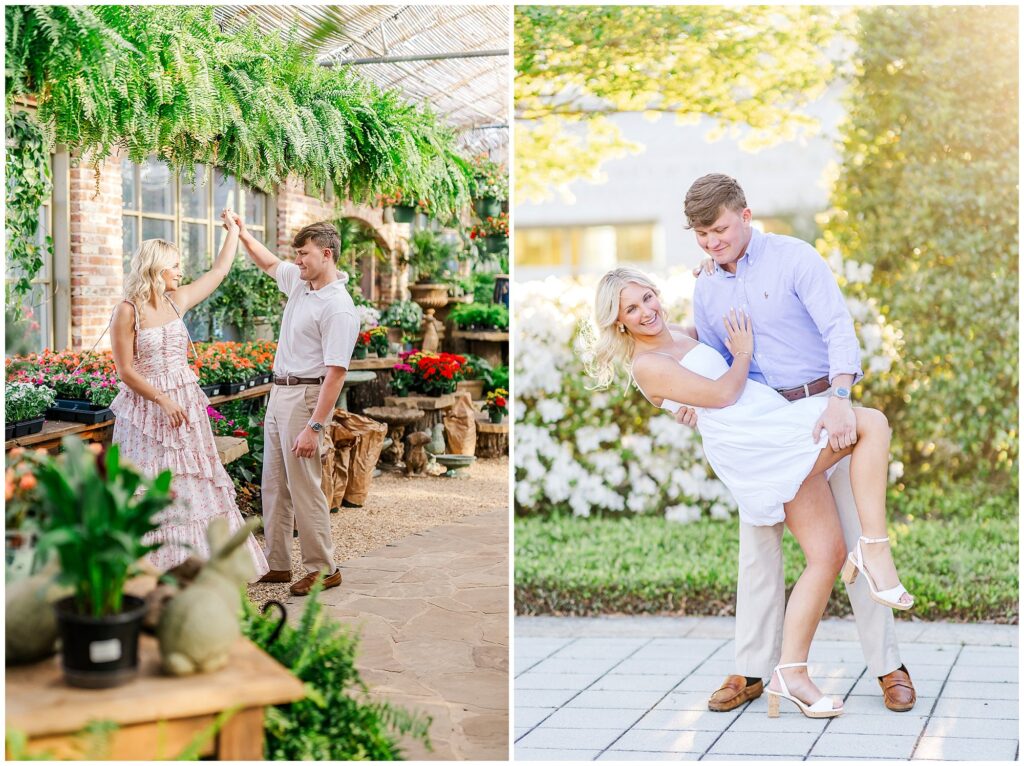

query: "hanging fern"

left=4, top=109, right=53, bottom=320
left=5, top=5, right=473, bottom=213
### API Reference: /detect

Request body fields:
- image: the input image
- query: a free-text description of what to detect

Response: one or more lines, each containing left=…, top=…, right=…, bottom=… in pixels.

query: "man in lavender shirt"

left=678, top=174, right=916, bottom=713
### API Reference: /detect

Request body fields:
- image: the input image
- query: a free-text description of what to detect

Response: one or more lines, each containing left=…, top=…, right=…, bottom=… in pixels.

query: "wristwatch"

left=308, top=420, right=324, bottom=433
left=831, top=386, right=851, bottom=400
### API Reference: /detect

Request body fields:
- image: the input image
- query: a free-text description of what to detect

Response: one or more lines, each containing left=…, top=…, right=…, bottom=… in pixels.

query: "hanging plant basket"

left=393, top=205, right=417, bottom=224
left=474, top=197, right=503, bottom=219
left=484, top=235, right=508, bottom=254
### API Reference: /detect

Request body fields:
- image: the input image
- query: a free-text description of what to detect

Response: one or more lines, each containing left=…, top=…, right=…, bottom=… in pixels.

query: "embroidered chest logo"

left=763, top=291, right=769, bottom=300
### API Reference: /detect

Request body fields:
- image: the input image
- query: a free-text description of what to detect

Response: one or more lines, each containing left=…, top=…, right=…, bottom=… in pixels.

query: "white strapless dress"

left=656, top=343, right=831, bottom=526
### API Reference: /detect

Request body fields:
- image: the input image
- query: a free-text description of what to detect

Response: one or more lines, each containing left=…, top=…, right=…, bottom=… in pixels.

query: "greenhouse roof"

left=214, top=5, right=509, bottom=161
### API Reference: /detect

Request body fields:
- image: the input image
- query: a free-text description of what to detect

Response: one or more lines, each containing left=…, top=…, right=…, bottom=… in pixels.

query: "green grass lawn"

left=516, top=494, right=1019, bottom=623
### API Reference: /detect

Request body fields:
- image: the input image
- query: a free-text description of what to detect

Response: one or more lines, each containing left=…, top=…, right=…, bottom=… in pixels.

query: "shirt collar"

left=305, top=270, right=349, bottom=297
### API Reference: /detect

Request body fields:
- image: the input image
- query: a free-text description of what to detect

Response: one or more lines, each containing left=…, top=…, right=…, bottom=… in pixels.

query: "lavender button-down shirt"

left=692, top=228, right=863, bottom=390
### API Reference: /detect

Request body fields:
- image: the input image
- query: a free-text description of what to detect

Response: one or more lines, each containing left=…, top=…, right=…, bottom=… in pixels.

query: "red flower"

left=233, top=429, right=249, bottom=438
left=495, top=397, right=506, bottom=407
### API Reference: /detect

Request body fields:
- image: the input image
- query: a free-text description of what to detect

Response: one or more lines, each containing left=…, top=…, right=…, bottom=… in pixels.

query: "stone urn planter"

left=408, top=283, right=449, bottom=312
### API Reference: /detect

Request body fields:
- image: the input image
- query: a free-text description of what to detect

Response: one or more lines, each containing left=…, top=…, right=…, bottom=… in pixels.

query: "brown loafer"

left=878, top=665, right=916, bottom=712
left=257, top=569, right=291, bottom=584
left=289, top=568, right=342, bottom=596
left=708, top=674, right=763, bottom=712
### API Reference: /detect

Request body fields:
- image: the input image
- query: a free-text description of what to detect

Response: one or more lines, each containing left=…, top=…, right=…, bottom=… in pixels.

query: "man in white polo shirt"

left=234, top=216, right=358, bottom=596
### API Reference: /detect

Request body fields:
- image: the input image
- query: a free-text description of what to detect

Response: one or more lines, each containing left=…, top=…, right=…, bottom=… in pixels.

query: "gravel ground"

left=247, top=456, right=509, bottom=603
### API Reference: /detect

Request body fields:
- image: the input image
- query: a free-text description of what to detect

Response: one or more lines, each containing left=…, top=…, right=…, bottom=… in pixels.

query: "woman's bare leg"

left=806, top=407, right=908, bottom=602
left=766, top=474, right=846, bottom=709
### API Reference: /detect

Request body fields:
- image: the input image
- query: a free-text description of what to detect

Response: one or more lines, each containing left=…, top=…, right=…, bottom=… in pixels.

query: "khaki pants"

left=261, top=384, right=335, bottom=575
left=734, top=392, right=902, bottom=679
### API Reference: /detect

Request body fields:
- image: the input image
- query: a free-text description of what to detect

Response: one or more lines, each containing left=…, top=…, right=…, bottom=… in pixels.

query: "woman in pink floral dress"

left=109, top=209, right=268, bottom=579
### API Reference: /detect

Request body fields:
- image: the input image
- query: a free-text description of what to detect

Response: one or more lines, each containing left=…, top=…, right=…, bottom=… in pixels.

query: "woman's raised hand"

left=723, top=308, right=754, bottom=358
left=221, top=208, right=239, bottom=234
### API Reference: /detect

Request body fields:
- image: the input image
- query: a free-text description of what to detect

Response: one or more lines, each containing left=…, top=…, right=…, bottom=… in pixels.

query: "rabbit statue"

left=157, top=517, right=260, bottom=676
left=5, top=561, right=69, bottom=665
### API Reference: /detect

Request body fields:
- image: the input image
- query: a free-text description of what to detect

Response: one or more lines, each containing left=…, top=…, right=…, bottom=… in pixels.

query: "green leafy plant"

left=242, top=581, right=432, bottom=760
left=449, top=302, right=509, bottom=331
left=379, top=300, right=424, bottom=335
left=35, top=437, right=174, bottom=617
left=483, top=364, right=509, bottom=396
left=5, top=382, right=55, bottom=423
left=4, top=110, right=53, bottom=320
left=406, top=230, right=455, bottom=283
left=820, top=5, right=1018, bottom=486
left=200, top=266, right=286, bottom=339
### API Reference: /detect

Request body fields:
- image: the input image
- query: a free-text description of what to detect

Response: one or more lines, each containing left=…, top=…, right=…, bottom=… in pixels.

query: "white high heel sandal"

left=841, top=535, right=915, bottom=611
left=766, top=662, right=843, bottom=719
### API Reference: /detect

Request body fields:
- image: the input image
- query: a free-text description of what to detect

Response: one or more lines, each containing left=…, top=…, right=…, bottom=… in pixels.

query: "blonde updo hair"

left=582, top=267, right=667, bottom=390
left=123, top=239, right=179, bottom=306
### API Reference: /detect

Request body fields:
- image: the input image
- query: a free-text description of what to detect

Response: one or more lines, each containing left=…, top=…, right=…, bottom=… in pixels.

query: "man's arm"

left=234, top=213, right=282, bottom=276
left=291, top=366, right=347, bottom=459
left=795, top=251, right=861, bottom=451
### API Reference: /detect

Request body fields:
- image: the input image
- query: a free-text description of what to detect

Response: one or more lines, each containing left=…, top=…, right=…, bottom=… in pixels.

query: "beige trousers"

left=261, top=384, right=335, bottom=575
left=734, top=393, right=902, bottom=679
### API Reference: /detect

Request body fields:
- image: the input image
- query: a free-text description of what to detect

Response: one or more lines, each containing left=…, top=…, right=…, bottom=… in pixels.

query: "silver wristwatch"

left=308, top=420, right=324, bottom=433
left=831, top=386, right=851, bottom=400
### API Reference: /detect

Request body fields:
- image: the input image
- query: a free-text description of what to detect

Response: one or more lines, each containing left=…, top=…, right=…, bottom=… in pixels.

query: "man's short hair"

left=292, top=221, right=341, bottom=262
left=684, top=174, right=748, bottom=229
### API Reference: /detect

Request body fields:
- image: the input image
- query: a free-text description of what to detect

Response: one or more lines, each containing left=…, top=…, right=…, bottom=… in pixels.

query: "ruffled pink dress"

left=109, top=313, right=269, bottom=580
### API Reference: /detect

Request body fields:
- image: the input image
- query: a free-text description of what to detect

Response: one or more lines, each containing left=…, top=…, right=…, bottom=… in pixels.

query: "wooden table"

left=5, top=635, right=305, bottom=760
left=349, top=356, right=399, bottom=371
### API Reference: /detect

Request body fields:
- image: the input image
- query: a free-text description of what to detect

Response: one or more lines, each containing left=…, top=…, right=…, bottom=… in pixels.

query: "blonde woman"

left=585, top=267, right=912, bottom=719
left=109, top=209, right=268, bottom=579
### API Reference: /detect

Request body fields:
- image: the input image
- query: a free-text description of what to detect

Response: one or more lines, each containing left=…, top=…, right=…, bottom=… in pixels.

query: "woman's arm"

left=636, top=310, right=753, bottom=408
left=174, top=209, right=239, bottom=313
left=110, top=303, right=189, bottom=427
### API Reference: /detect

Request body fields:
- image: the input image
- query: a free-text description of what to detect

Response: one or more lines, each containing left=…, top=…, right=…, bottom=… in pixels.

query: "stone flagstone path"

left=283, top=507, right=508, bottom=760
left=515, top=616, right=1018, bottom=761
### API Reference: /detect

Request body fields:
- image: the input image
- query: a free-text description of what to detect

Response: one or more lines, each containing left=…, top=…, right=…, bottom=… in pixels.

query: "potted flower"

left=353, top=331, right=371, bottom=360
left=379, top=300, right=424, bottom=349
left=390, top=362, right=415, bottom=397
left=484, top=388, right=509, bottom=424
left=469, top=154, right=509, bottom=219
left=5, top=382, right=55, bottom=439
left=35, top=436, right=175, bottom=688
left=6, top=447, right=47, bottom=582
left=369, top=326, right=390, bottom=357
left=469, top=212, right=509, bottom=255
left=381, top=190, right=415, bottom=223
left=401, top=350, right=466, bottom=396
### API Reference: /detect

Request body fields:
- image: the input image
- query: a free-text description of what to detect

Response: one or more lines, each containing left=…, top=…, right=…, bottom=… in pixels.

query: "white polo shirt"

left=271, top=262, right=358, bottom=377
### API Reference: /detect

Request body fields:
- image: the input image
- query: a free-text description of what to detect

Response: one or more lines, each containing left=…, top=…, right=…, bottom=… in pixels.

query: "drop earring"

left=618, top=324, right=626, bottom=333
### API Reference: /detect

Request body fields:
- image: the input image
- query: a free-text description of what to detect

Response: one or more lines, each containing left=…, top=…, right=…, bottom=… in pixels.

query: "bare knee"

left=856, top=407, right=890, bottom=441
left=807, top=537, right=847, bottom=579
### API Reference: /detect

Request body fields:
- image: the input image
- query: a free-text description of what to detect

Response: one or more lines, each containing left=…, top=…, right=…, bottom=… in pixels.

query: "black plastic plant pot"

left=392, top=204, right=416, bottom=224
left=12, top=416, right=45, bottom=437
left=200, top=383, right=222, bottom=398
left=55, top=595, right=147, bottom=689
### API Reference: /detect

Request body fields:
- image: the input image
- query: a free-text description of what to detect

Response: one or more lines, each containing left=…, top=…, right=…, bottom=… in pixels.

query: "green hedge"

left=821, top=6, right=1018, bottom=486
left=515, top=484, right=1018, bottom=622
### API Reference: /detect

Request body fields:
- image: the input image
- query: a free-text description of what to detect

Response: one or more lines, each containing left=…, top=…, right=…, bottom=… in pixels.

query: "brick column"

left=69, top=154, right=123, bottom=351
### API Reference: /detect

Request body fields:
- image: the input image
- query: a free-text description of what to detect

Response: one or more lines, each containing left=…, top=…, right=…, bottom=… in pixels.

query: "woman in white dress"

left=586, top=267, right=913, bottom=719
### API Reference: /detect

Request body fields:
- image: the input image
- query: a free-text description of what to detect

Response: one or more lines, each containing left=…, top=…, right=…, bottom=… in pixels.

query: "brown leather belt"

left=776, top=375, right=830, bottom=402
left=273, top=375, right=325, bottom=386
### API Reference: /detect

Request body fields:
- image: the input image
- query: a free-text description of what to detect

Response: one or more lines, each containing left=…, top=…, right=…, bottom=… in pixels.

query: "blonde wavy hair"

left=123, top=239, right=179, bottom=306
left=581, top=267, right=667, bottom=391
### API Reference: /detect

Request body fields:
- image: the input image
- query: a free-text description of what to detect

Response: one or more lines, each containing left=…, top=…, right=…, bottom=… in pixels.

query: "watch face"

left=836, top=387, right=851, bottom=398
left=310, top=421, right=323, bottom=432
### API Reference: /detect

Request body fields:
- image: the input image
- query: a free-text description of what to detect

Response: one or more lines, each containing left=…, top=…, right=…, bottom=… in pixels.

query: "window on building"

left=121, top=157, right=269, bottom=277
left=515, top=222, right=660, bottom=275
left=5, top=154, right=54, bottom=352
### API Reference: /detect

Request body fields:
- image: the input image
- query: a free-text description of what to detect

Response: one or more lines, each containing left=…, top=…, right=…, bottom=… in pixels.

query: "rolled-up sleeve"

left=793, top=251, right=863, bottom=384
left=274, top=261, right=301, bottom=297
left=322, top=309, right=359, bottom=369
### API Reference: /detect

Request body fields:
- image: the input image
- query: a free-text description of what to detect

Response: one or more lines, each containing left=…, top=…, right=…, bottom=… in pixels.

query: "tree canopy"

left=514, top=6, right=841, bottom=201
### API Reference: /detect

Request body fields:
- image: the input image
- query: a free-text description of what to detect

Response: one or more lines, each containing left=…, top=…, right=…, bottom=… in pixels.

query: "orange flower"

left=18, top=474, right=36, bottom=491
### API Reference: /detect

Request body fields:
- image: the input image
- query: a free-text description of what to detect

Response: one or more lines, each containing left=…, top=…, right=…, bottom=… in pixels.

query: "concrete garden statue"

left=157, top=517, right=261, bottom=676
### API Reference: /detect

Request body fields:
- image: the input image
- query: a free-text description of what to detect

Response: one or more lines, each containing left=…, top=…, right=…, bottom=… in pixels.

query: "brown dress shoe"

left=289, top=568, right=343, bottom=596
left=257, top=569, right=291, bottom=584
left=708, top=674, right=763, bottom=712
left=878, top=665, right=916, bottom=712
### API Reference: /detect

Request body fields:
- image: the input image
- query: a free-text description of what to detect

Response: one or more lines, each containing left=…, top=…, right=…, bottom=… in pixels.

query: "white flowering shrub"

left=515, top=263, right=903, bottom=520
left=356, top=305, right=381, bottom=331
left=515, top=270, right=738, bottom=520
